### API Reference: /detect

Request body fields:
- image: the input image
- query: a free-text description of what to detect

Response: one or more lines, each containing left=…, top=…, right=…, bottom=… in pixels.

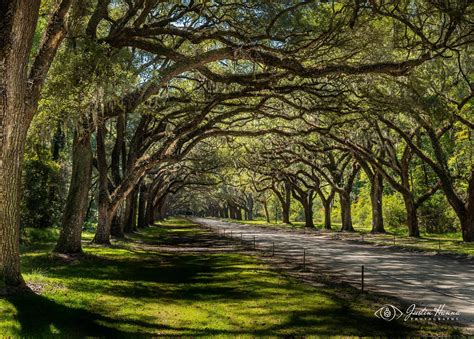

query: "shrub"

left=20, top=227, right=59, bottom=244
left=20, top=159, right=64, bottom=228
left=418, top=193, right=459, bottom=233
left=352, top=185, right=372, bottom=228
left=382, top=193, right=407, bottom=228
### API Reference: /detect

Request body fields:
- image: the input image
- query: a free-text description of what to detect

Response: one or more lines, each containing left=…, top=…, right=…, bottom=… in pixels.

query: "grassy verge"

left=0, top=219, right=459, bottom=336
left=221, top=218, right=474, bottom=256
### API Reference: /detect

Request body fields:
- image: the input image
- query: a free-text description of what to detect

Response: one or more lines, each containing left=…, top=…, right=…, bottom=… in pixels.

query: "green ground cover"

left=0, top=219, right=458, bottom=336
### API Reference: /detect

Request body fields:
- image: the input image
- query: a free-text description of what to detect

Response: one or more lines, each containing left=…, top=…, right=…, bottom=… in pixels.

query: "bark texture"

left=403, top=194, right=420, bottom=237
left=0, top=0, right=72, bottom=288
left=302, top=199, right=314, bottom=228
left=137, top=183, right=148, bottom=228
left=323, top=201, right=332, bottom=230
left=462, top=169, right=474, bottom=241
left=92, top=121, right=112, bottom=244
left=0, top=1, right=41, bottom=288
left=55, top=126, right=92, bottom=254
left=370, top=171, right=385, bottom=233
left=263, top=200, right=270, bottom=223
left=339, top=192, right=354, bottom=232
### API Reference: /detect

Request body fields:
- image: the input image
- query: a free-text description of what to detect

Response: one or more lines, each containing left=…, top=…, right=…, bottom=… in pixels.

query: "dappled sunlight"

left=0, top=1, right=471, bottom=337
left=0, top=219, right=449, bottom=336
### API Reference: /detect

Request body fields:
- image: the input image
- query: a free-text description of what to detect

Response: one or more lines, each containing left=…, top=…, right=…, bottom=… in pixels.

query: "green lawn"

left=0, top=219, right=458, bottom=336
left=221, top=218, right=474, bottom=256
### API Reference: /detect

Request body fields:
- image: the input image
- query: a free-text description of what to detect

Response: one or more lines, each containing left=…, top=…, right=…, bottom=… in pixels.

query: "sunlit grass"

left=0, top=219, right=458, bottom=336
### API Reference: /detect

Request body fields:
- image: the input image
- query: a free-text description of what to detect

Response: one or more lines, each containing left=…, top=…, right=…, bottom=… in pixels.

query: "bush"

left=352, top=185, right=372, bottom=228
left=20, top=159, right=64, bottom=228
left=418, top=193, right=459, bottom=233
left=292, top=206, right=305, bottom=222
left=382, top=193, right=407, bottom=228
left=20, top=227, right=59, bottom=244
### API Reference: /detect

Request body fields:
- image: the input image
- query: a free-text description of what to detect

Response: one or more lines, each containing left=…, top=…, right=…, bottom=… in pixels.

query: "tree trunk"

left=145, top=192, right=155, bottom=226
left=461, top=216, right=474, bottom=242
left=271, top=186, right=291, bottom=224
left=282, top=204, right=291, bottom=224
left=303, top=201, right=314, bottom=228
left=158, top=195, right=167, bottom=220
left=236, top=208, right=243, bottom=220
left=246, top=195, right=254, bottom=220
left=124, top=189, right=138, bottom=233
left=370, top=172, right=385, bottom=233
left=0, top=1, right=41, bottom=289
left=137, top=183, right=147, bottom=228
left=461, top=171, right=474, bottom=241
left=154, top=195, right=166, bottom=221
left=283, top=181, right=292, bottom=224
left=0, top=128, right=27, bottom=288
left=461, top=211, right=474, bottom=242
left=263, top=200, right=270, bottom=223
left=93, top=203, right=112, bottom=245
left=340, top=192, right=354, bottom=232
left=322, top=201, right=332, bottom=230
left=402, top=193, right=420, bottom=237
left=146, top=204, right=154, bottom=226
left=229, top=204, right=240, bottom=219
left=111, top=113, right=124, bottom=185
left=92, top=121, right=112, bottom=245
left=120, top=196, right=133, bottom=233
left=110, top=206, right=124, bottom=238
left=55, top=127, right=92, bottom=254
left=423, top=128, right=473, bottom=242
left=131, top=195, right=138, bottom=231
left=0, top=0, right=71, bottom=288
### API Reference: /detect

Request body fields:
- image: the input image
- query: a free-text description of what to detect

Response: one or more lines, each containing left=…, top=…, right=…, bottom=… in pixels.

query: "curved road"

left=192, top=218, right=474, bottom=331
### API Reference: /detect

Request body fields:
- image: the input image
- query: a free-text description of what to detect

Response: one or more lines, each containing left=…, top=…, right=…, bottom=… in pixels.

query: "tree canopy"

left=0, top=0, right=472, bottom=291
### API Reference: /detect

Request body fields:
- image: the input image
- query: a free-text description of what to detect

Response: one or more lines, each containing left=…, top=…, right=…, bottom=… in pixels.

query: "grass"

left=221, top=218, right=474, bottom=256
left=0, top=219, right=459, bottom=336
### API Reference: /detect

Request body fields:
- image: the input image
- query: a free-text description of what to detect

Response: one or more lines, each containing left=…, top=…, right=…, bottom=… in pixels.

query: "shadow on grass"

left=23, top=249, right=266, bottom=301
left=11, top=221, right=424, bottom=336
left=7, top=292, right=136, bottom=337
left=4, top=291, right=418, bottom=337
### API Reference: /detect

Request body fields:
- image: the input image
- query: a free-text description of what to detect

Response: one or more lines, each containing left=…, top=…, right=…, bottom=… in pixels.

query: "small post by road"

left=438, top=239, right=441, bottom=251
left=272, top=242, right=275, bottom=256
left=303, top=248, right=306, bottom=270
left=393, top=235, right=396, bottom=246
left=361, top=265, right=365, bottom=293
left=361, top=234, right=364, bottom=242
left=253, top=235, right=256, bottom=249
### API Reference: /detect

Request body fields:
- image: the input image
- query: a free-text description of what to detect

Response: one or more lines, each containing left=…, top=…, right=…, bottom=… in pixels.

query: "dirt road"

left=193, top=218, right=474, bottom=330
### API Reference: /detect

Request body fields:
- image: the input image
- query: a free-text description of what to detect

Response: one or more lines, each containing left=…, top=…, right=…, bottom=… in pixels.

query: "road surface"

left=192, top=218, right=474, bottom=330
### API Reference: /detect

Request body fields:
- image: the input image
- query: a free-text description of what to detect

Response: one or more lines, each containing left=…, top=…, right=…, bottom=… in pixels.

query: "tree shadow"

left=12, top=221, right=451, bottom=336
left=6, top=292, right=147, bottom=337
left=4, top=288, right=422, bottom=337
